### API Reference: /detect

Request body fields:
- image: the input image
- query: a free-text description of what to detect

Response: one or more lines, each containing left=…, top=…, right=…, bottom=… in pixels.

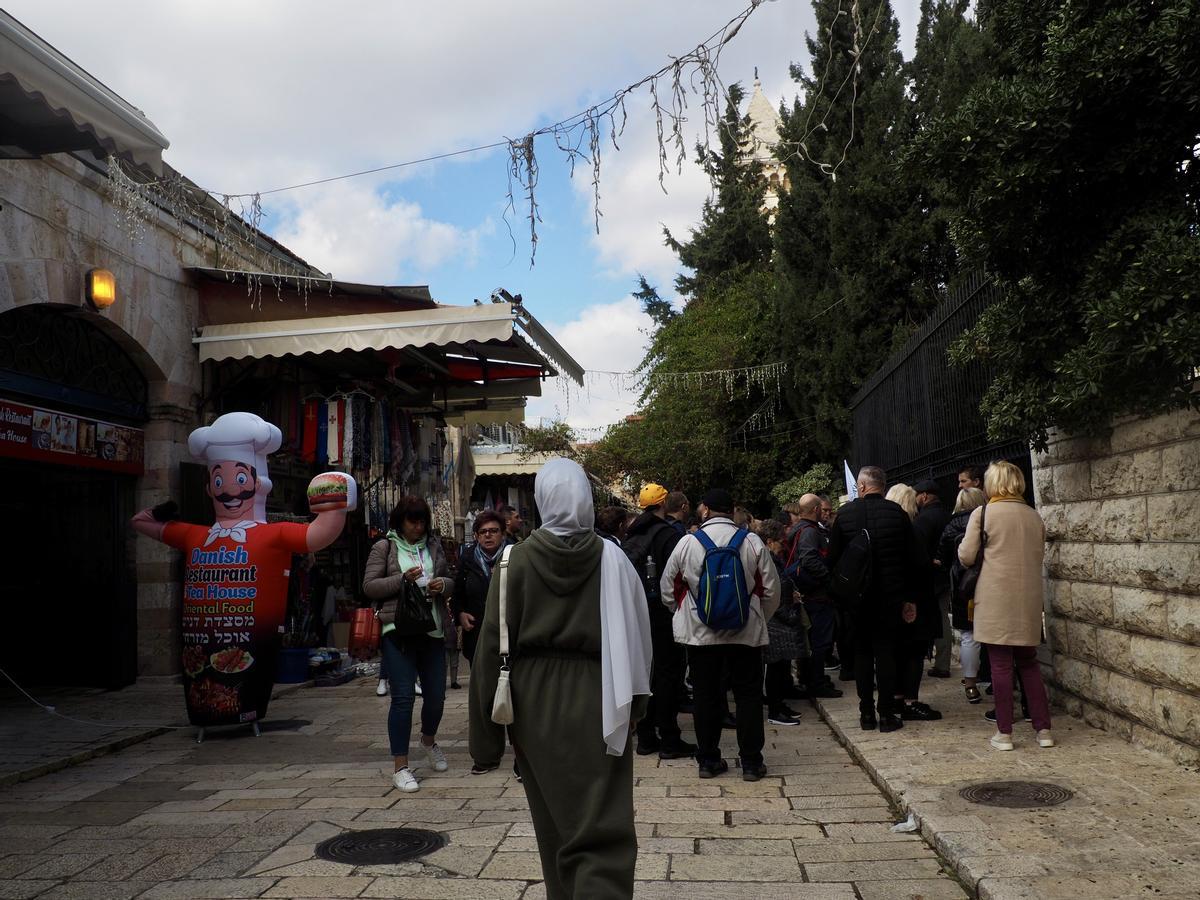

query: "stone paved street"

left=817, top=674, right=1200, bottom=900
left=0, top=674, right=966, bottom=899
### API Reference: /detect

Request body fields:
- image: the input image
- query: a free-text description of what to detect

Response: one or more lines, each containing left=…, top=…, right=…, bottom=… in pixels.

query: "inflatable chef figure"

left=132, top=411, right=356, bottom=730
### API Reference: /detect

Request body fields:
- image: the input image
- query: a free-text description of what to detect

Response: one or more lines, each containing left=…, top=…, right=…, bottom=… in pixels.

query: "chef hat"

left=188, top=412, right=282, bottom=469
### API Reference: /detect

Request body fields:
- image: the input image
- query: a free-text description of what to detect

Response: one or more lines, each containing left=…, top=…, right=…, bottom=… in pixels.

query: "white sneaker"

left=392, top=767, right=419, bottom=792
left=1037, top=729, right=1056, bottom=748
left=414, top=681, right=423, bottom=697
left=990, top=731, right=1014, bottom=751
left=376, top=679, right=388, bottom=696
left=420, top=742, right=449, bottom=772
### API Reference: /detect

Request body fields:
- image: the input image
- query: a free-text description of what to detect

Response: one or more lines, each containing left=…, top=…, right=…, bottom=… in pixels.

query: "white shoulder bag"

left=490, top=545, right=515, bottom=725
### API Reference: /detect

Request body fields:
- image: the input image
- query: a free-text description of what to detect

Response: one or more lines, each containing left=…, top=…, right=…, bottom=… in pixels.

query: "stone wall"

left=1033, top=406, right=1200, bottom=765
left=0, top=154, right=278, bottom=678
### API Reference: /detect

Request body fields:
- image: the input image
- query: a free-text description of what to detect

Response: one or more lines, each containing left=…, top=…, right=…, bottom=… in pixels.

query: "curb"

left=812, top=695, right=980, bottom=899
left=0, top=680, right=311, bottom=788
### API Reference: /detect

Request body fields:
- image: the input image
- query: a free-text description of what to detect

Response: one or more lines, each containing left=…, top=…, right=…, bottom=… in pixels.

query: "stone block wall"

left=1033, top=405, right=1200, bottom=765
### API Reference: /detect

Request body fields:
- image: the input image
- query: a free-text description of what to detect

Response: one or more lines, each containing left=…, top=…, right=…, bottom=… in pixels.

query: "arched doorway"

left=0, top=305, right=149, bottom=688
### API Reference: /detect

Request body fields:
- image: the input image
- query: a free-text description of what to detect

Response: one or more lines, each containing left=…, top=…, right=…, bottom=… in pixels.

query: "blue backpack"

left=692, top=527, right=752, bottom=630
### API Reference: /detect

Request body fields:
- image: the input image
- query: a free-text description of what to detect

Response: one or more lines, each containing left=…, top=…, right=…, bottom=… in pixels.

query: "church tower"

left=738, top=72, right=789, bottom=222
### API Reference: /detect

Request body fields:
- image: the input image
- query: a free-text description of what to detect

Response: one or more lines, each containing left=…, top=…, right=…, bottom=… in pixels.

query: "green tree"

left=773, top=0, right=936, bottom=463
left=632, top=275, right=675, bottom=330
left=925, top=0, right=1200, bottom=446
left=665, top=83, right=774, bottom=299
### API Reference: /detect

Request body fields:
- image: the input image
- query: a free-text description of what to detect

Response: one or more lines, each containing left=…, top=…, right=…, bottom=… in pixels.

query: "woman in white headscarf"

left=469, top=457, right=652, bottom=900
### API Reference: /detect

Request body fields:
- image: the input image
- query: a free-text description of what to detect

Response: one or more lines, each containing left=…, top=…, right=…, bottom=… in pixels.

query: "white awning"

left=471, top=450, right=552, bottom=477
left=0, top=11, right=169, bottom=173
left=194, top=305, right=516, bottom=363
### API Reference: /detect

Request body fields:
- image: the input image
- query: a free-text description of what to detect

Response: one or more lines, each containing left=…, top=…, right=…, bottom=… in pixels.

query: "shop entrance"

left=0, top=457, right=137, bottom=688
left=0, top=305, right=148, bottom=690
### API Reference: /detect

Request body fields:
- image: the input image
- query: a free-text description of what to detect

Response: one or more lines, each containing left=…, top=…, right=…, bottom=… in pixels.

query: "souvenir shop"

left=188, top=269, right=583, bottom=645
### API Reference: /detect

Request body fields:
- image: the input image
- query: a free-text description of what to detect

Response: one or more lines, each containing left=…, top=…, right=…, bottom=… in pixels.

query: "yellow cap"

left=639, top=483, right=668, bottom=509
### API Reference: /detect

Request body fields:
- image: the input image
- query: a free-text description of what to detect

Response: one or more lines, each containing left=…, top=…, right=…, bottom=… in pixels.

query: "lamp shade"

left=86, top=268, right=116, bottom=309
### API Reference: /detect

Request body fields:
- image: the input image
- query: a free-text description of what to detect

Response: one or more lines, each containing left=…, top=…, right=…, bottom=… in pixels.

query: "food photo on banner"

left=131, top=411, right=357, bottom=732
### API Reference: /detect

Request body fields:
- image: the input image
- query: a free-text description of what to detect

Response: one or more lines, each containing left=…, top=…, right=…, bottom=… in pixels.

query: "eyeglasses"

left=476, top=527, right=502, bottom=535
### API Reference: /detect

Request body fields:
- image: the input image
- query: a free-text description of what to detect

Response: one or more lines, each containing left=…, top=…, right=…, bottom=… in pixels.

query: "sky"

left=9, top=0, right=924, bottom=431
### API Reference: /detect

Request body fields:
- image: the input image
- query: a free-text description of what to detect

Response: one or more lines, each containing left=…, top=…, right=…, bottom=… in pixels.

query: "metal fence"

left=849, top=270, right=1030, bottom=488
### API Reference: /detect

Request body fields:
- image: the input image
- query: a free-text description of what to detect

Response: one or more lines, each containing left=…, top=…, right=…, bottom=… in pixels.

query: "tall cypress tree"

left=773, top=0, right=923, bottom=464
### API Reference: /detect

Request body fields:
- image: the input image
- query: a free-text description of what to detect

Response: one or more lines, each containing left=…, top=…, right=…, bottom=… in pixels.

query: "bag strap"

left=497, top=544, right=514, bottom=664
left=693, top=528, right=717, bottom=552
left=728, top=527, right=749, bottom=551
left=978, top=503, right=988, bottom=561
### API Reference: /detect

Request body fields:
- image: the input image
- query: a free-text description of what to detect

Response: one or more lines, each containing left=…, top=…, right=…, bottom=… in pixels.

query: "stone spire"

left=737, top=72, right=788, bottom=221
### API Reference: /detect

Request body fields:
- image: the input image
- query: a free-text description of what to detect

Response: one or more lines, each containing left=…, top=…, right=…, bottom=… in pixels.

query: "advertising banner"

left=0, top=397, right=144, bottom=475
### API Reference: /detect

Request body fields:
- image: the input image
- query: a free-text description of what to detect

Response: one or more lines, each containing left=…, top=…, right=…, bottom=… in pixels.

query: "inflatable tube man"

left=132, top=411, right=356, bottom=727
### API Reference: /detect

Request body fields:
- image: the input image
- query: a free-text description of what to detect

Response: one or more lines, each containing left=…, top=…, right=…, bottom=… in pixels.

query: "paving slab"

left=815, top=669, right=1200, bottom=899
left=1, top=671, right=965, bottom=898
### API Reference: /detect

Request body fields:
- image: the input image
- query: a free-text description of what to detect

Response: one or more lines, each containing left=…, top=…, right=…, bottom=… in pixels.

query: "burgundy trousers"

left=986, top=644, right=1052, bottom=734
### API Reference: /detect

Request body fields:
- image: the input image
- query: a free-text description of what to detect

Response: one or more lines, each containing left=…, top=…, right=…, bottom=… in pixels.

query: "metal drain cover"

left=314, top=828, right=446, bottom=865
left=959, top=781, right=1074, bottom=808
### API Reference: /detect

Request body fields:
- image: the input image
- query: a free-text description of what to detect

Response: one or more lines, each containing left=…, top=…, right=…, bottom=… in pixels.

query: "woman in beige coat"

left=958, top=461, right=1054, bottom=751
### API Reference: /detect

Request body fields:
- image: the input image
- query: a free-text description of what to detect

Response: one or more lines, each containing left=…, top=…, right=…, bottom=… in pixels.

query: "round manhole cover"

left=314, top=828, right=447, bottom=865
left=959, top=781, right=1074, bottom=808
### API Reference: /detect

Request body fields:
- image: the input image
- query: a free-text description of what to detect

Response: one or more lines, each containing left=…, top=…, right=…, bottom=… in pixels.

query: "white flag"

left=844, top=460, right=858, bottom=500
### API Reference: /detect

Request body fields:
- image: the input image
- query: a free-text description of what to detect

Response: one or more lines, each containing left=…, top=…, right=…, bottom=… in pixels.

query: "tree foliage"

left=771, top=463, right=839, bottom=506
left=925, top=0, right=1200, bottom=446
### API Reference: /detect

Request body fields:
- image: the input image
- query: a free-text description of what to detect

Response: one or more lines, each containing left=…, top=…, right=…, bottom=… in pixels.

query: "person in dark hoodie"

left=470, top=458, right=652, bottom=900
left=784, top=493, right=843, bottom=701
left=626, top=483, right=697, bottom=758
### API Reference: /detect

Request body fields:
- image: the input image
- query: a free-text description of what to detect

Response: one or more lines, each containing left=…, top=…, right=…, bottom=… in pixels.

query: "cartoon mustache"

left=215, top=488, right=256, bottom=504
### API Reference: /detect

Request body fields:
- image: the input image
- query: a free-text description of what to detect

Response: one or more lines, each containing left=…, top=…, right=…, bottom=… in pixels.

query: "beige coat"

left=958, top=499, right=1046, bottom=646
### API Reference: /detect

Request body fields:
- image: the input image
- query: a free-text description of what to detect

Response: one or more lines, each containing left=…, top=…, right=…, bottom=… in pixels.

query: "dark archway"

left=0, top=305, right=145, bottom=688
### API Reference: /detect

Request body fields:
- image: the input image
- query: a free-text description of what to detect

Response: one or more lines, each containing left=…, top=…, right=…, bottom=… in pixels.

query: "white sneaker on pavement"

left=415, top=681, right=423, bottom=697
left=1037, top=729, right=1056, bottom=748
left=421, top=742, right=449, bottom=772
left=990, top=731, right=1014, bottom=751
left=376, top=679, right=388, bottom=696
left=392, top=767, right=419, bottom=792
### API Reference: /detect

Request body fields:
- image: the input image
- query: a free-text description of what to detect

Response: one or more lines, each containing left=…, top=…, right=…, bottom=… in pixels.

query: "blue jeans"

left=382, top=633, right=446, bottom=757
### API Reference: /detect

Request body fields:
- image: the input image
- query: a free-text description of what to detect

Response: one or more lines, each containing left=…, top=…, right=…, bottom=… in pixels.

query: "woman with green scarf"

left=363, top=496, right=456, bottom=793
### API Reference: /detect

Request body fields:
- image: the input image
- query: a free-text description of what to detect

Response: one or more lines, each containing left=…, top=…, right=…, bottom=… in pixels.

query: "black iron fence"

left=849, top=270, right=1030, bottom=490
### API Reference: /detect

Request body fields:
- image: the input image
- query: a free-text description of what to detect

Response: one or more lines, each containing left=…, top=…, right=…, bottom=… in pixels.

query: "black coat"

left=786, top=518, right=831, bottom=602
left=452, top=540, right=510, bottom=661
left=828, top=494, right=923, bottom=621
left=938, top=511, right=974, bottom=630
left=914, top=499, right=952, bottom=593
left=623, top=510, right=682, bottom=624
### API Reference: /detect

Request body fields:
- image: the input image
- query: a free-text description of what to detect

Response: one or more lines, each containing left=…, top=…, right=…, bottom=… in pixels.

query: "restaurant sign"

left=0, top=397, right=144, bottom=475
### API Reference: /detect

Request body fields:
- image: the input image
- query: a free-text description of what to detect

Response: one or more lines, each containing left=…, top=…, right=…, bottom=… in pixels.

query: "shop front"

left=189, top=269, right=583, bottom=648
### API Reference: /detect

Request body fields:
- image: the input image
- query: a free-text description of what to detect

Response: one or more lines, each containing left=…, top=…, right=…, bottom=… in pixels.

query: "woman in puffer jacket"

left=938, top=487, right=987, bottom=703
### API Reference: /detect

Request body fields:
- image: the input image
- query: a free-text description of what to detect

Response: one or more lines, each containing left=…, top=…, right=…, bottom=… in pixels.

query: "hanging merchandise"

left=316, top=400, right=329, bottom=465
left=301, top=399, right=318, bottom=463
left=336, top=398, right=346, bottom=464
left=342, top=396, right=354, bottom=471
left=325, top=401, right=339, bottom=464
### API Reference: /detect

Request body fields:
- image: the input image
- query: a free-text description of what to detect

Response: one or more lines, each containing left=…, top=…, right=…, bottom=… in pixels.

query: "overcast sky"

left=10, top=0, right=923, bottom=430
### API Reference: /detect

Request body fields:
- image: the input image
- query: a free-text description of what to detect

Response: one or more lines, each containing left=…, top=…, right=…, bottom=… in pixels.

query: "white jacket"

left=659, top=516, right=781, bottom=647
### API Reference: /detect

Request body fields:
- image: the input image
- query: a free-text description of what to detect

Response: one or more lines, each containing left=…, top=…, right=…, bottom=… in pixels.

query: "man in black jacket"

left=915, top=479, right=953, bottom=679
left=828, top=466, right=923, bottom=732
left=785, top=493, right=842, bottom=700
left=627, top=483, right=696, bottom=759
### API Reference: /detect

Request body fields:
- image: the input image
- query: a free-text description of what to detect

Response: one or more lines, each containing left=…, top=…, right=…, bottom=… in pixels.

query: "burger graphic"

left=307, top=471, right=355, bottom=513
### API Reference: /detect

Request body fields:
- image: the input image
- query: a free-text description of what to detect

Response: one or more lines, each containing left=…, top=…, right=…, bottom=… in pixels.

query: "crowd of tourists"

left=360, top=457, right=1053, bottom=898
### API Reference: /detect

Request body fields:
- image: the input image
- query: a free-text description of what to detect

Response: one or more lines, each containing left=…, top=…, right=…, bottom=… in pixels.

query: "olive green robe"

left=469, top=529, right=648, bottom=900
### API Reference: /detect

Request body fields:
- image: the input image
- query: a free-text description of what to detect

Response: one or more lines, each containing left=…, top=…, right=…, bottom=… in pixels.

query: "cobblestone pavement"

left=0, top=674, right=966, bottom=899
left=817, top=673, right=1200, bottom=900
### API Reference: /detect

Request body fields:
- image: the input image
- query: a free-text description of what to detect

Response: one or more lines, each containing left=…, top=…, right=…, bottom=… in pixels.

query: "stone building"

left=739, top=74, right=789, bottom=221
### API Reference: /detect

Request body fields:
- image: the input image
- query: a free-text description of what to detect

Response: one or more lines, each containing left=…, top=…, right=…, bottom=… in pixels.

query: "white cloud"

left=271, top=182, right=488, bottom=283
left=525, top=297, right=653, bottom=432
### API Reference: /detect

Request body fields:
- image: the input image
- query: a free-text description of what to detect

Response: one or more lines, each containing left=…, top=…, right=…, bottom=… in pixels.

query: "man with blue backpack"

left=660, top=488, right=781, bottom=781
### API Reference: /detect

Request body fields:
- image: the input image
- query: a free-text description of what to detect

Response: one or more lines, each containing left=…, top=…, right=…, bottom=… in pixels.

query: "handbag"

left=490, top=545, right=515, bottom=725
left=374, top=540, right=437, bottom=637
left=956, top=504, right=988, bottom=606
